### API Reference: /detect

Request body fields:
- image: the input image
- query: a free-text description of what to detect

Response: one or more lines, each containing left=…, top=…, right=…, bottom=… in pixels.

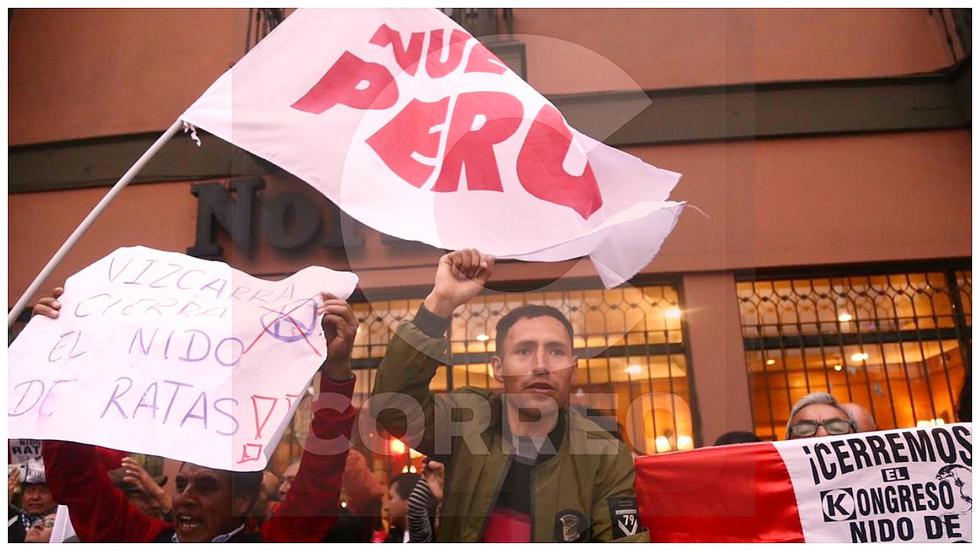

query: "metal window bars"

left=737, top=263, right=972, bottom=441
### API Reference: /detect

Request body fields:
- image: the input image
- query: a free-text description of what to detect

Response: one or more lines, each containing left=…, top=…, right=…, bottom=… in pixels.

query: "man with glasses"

left=371, top=249, right=645, bottom=542
left=23, top=512, right=57, bottom=543
left=8, top=461, right=58, bottom=543
left=785, top=392, right=857, bottom=440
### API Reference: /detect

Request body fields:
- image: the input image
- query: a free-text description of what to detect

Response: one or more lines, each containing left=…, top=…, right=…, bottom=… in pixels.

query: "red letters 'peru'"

left=517, top=105, right=603, bottom=219
left=366, top=97, right=450, bottom=188
left=291, top=52, right=398, bottom=114
left=292, top=24, right=601, bottom=219
left=425, top=29, right=470, bottom=78
left=370, top=24, right=424, bottom=76
left=432, top=92, right=523, bottom=193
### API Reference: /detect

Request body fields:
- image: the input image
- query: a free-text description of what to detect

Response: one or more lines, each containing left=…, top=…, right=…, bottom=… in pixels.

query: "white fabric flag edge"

left=179, top=8, right=688, bottom=287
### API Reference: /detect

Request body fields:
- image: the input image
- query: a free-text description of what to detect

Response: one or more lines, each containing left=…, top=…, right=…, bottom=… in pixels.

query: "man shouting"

left=371, top=250, right=646, bottom=542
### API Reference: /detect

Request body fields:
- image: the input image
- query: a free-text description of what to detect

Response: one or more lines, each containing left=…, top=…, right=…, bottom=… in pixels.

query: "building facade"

left=8, top=8, right=972, bottom=484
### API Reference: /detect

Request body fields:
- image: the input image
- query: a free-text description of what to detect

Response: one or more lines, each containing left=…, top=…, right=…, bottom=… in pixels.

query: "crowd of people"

left=8, top=249, right=969, bottom=543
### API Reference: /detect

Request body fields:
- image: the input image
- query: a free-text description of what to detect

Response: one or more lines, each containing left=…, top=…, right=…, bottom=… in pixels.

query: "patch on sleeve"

left=607, top=496, right=643, bottom=538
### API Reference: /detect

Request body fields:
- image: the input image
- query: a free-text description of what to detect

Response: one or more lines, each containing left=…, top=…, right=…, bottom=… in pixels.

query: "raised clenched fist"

left=423, top=249, right=495, bottom=318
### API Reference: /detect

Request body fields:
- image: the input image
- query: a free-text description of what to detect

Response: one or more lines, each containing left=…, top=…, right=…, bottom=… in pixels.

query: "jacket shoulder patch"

left=607, top=496, right=643, bottom=538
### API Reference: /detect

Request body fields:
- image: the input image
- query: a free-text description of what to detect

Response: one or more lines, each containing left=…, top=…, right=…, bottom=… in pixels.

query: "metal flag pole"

left=7, top=119, right=185, bottom=329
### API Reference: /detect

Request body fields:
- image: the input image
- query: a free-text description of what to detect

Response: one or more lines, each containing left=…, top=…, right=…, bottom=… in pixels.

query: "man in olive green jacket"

left=371, top=250, right=647, bottom=542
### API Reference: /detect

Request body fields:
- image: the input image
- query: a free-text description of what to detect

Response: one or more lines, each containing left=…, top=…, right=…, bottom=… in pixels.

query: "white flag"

left=181, top=8, right=684, bottom=287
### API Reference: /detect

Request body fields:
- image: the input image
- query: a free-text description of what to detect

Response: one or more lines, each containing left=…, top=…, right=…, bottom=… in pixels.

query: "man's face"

left=386, top=483, right=408, bottom=530
left=278, top=462, right=300, bottom=501
left=24, top=513, right=56, bottom=543
left=789, top=404, right=854, bottom=439
left=22, top=484, right=56, bottom=515
left=172, top=463, right=250, bottom=543
left=491, top=316, right=578, bottom=414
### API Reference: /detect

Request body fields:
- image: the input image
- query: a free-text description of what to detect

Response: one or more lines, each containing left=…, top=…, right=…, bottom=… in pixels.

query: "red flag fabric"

left=635, top=424, right=972, bottom=543
left=636, top=441, right=804, bottom=542
left=94, top=447, right=128, bottom=471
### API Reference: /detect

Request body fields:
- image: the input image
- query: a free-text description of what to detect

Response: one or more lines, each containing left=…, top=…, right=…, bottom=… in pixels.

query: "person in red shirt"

left=35, top=289, right=359, bottom=543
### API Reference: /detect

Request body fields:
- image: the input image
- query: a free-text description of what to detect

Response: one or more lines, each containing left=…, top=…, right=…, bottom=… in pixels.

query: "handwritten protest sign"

left=8, top=246, right=358, bottom=471
left=635, top=423, right=972, bottom=543
left=181, top=8, right=684, bottom=288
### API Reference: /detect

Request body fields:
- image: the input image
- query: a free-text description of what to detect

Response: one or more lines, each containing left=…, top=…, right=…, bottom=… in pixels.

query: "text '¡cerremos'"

left=803, top=426, right=971, bottom=485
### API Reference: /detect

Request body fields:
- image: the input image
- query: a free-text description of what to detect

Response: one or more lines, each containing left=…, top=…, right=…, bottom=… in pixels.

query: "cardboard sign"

left=8, top=246, right=358, bottom=471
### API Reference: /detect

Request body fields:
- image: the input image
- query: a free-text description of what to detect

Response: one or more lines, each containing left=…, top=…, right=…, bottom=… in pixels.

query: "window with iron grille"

left=277, top=281, right=695, bottom=476
left=737, top=264, right=972, bottom=441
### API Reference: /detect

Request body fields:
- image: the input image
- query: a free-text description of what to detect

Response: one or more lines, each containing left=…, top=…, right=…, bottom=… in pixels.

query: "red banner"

left=636, top=440, right=804, bottom=542
left=636, top=424, right=972, bottom=543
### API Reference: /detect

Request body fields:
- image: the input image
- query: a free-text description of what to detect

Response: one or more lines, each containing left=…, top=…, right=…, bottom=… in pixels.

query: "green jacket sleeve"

left=369, top=321, right=451, bottom=458
left=590, top=443, right=649, bottom=542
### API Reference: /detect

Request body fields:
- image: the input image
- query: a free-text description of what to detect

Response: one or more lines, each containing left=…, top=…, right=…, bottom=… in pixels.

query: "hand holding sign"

left=9, top=246, right=359, bottom=471
left=31, top=287, right=64, bottom=319
left=31, top=289, right=63, bottom=319
left=318, top=293, right=358, bottom=380
left=120, top=456, right=173, bottom=514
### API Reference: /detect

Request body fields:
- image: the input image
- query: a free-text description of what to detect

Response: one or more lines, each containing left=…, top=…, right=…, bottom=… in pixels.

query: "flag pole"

left=7, top=119, right=185, bottom=329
